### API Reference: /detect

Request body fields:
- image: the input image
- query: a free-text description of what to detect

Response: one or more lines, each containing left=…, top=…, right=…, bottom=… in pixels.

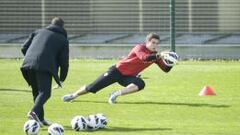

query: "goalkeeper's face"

left=146, top=38, right=160, bottom=52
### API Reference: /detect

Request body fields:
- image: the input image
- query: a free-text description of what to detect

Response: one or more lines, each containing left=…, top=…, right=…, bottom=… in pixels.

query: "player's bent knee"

left=45, top=92, right=51, bottom=100
left=39, top=91, right=51, bottom=101
left=136, top=80, right=145, bottom=91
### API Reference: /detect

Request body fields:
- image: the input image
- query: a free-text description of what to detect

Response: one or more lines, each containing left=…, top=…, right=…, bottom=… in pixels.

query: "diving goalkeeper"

left=62, top=33, right=178, bottom=104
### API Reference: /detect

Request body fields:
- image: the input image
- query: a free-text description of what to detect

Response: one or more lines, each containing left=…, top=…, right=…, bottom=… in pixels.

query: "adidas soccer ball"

left=71, top=116, right=88, bottom=131
left=48, top=123, right=64, bottom=135
left=95, top=113, right=107, bottom=128
left=86, top=114, right=101, bottom=130
left=23, top=120, right=40, bottom=135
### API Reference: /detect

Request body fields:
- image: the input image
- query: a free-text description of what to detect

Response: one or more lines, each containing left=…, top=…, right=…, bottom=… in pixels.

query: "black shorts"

left=86, top=65, right=145, bottom=93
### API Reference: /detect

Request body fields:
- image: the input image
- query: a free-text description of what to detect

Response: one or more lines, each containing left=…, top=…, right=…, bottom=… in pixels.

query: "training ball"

left=95, top=113, right=107, bottom=128
left=23, top=120, right=40, bottom=135
left=86, top=114, right=101, bottom=130
left=48, top=123, right=64, bottom=135
left=71, top=115, right=88, bottom=131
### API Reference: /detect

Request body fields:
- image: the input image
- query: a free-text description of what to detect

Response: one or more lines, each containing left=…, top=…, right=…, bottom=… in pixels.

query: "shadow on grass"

left=42, top=126, right=73, bottom=131
left=118, top=101, right=230, bottom=108
left=42, top=125, right=172, bottom=132
left=73, top=100, right=230, bottom=108
left=99, top=126, right=172, bottom=132
left=0, top=88, right=30, bottom=93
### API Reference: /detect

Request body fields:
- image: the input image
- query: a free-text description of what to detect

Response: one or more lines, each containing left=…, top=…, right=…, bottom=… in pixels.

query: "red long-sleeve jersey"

left=116, top=44, right=171, bottom=76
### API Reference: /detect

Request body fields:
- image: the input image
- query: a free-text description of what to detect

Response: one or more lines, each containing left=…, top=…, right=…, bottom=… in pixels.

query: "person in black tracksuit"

left=20, top=17, right=69, bottom=126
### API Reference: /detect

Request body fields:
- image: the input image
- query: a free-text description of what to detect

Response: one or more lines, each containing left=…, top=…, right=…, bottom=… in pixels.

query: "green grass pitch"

left=0, top=59, right=240, bottom=135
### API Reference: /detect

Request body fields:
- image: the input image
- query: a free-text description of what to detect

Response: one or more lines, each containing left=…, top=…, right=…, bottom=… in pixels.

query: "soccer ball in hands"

left=48, top=123, right=64, bottom=135
left=161, top=51, right=179, bottom=66
left=71, top=116, right=88, bottom=131
left=23, top=120, right=40, bottom=135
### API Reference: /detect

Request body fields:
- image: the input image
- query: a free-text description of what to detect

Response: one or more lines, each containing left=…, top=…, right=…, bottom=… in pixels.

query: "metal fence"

left=1, top=0, right=240, bottom=34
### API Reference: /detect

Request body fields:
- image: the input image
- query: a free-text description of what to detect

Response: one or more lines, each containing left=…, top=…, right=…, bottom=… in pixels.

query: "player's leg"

left=31, top=71, right=52, bottom=126
left=62, top=85, right=88, bottom=102
left=27, top=70, right=43, bottom=125
left=62, top=66, right=121, bottom=102
left=27, top=70, right=39, bottom=103
left=108, top=76, right=145, bottom=104
left=28, top=70, right=49, bottom=125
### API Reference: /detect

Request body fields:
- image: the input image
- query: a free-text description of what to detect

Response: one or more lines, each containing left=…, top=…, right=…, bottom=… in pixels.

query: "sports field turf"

left=0, top=59, right=239, bottom=135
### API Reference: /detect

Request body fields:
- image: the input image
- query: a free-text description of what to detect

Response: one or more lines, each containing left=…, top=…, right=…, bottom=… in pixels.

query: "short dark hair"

left=51, top=17, right=64, bottom=27
left=146, top=33, right=160, bottom=42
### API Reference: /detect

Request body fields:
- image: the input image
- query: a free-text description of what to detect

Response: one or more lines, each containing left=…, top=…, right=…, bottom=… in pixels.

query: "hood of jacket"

left=46, top=24, right=67, bottom=38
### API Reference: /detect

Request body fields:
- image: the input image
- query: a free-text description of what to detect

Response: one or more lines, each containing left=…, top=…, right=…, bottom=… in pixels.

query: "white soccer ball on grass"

left=95, top=113, right=108, bottom=128
left=23, top=120, right=40, bottom=135
left=86, top=114, right=102, bottom=130
left=48, top=123, right=64, bottom=135
left=71, top=115, right=88, bottom=131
